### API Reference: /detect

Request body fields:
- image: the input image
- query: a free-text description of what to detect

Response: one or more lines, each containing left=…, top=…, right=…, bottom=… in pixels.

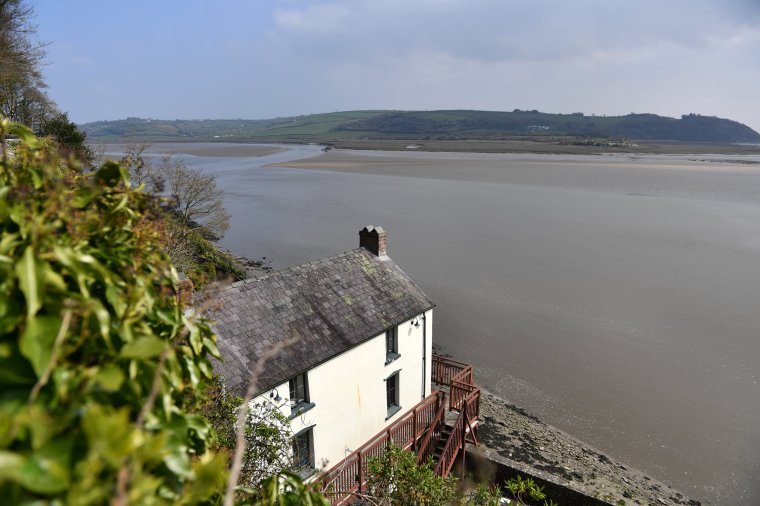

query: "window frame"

left=385, top=326, right=400, bottom=365
left=289, top=372, right=315, bottom=418
left=292, top=426, right=315, bottom=477
left=385, top=369, right=401, bottom=419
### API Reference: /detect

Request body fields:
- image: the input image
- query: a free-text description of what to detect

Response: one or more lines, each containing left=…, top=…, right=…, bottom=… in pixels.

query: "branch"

left=29, top=309, right=72, bottom=404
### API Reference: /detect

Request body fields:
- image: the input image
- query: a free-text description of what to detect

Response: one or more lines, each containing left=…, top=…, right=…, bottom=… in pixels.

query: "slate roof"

left=204, top=248, right=434, bottom=396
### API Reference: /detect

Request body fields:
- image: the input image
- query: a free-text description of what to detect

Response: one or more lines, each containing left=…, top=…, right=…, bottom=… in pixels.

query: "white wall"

left=252, top=309, right=434, bottom=471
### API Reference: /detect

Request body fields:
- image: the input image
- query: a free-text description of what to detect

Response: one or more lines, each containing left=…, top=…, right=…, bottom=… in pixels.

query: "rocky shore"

left=477, top=392, right=701, bottom=506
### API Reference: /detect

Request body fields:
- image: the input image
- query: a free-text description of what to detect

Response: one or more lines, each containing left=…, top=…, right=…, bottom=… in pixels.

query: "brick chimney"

left=359, top=226, right=387, bottom=257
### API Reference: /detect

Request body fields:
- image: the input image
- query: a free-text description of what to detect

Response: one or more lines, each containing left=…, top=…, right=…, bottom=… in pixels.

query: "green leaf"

left=182, top=355, right=200, bottom=388
left=0, top=451, right=25, bottom=482
left=82, top=405, right=133, bottom=466
left=120, top=336, right=167, bottom=359
left=188, top=324, right=202, bottom=355
left=202, top=336, right=221, bottom=360
left=8, top=123, right=40, bottom=148
left=19, top=315, right=61, bottom=377
left=0, top=230, right=17, bottom=254
left=16, top=247, right=44, bottom=318
left=0, top=351, right=35, bottom=386
left=183, top=452, right=228, bottom=504
left=0, top=438, right=73, bottom=494
left=0, top=294, right=24, bottom=334
left=93, top=365, right=125, bottom=391
left=91, top=299, right=112, bottom=344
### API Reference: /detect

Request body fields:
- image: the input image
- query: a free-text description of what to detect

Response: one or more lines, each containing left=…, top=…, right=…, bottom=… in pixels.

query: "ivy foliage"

left=366, top=445, right=458, bottom=505
left=0, top=120, right=227, bottom=504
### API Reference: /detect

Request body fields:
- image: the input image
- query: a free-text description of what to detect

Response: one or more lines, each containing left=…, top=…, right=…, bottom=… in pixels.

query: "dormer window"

left=385, top=327, right=400, bottom=364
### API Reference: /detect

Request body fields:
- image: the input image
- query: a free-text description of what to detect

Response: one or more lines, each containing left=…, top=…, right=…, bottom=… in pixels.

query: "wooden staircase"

left=320, top=354, right=480, bottom=505
left=428, top=355, right=480, bottom=477
left=433, top=424, right=453, bottom=462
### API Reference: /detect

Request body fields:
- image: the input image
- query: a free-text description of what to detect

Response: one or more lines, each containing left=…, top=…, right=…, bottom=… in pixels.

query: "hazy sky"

left=34, top=0, right=760, bottom=132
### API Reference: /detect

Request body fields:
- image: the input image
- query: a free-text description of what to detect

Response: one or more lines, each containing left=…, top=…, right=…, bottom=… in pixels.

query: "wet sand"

left=271, top=149, right=760, bottom=181
left=101, top=142, right=287, bottom=158
left=479, top=391, right=700, bottom=505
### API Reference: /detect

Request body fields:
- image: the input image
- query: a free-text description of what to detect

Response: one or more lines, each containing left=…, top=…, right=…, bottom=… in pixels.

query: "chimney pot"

left=359, top=226, right=387, bottom=257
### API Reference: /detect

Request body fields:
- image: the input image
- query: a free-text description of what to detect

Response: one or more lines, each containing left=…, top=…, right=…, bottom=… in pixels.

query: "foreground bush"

left=0, top=120, right=226, bottom=504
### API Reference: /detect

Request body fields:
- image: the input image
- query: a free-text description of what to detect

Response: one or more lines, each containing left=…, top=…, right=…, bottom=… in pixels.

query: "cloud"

left=268, top=0, right=760, bottom=64
left=37, top=0, right=760, bottom=131
left=247, top=0, right=760, bottom=130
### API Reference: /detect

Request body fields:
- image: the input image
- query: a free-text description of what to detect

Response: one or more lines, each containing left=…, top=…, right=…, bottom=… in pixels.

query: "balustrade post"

left=357, top=451, right=363, bottom=495
left=460, top=402, right=468, bottom=480
left=412, top=407, right=418, bottom=449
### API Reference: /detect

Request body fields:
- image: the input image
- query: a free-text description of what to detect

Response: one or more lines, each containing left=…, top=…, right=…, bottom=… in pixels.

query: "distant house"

left=206, top=227, right=480, bottom=503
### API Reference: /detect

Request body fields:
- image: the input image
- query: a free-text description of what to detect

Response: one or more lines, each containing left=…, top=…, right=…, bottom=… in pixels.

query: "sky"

left=33, top=0, right=760, bottom=133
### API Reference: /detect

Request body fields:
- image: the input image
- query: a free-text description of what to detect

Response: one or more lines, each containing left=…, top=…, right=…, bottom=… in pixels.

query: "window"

left=386, top=371, right=400, bottom=419
left=289, top=373, right=314, bottom=418
left=292, top=427, right=314, bottom=476
left=385, top=327, right=399, bottom=364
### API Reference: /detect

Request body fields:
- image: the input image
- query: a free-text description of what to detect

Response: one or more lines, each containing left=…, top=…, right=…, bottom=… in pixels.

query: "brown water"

left=141, top=144, right=760, bottom=504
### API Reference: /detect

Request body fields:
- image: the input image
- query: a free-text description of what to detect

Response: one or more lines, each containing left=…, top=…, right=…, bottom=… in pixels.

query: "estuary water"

left=130, top=143, right=760, bottom=504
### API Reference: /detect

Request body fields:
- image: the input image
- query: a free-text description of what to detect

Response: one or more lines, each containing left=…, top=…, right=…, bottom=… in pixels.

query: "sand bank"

left=269, top=149, right=760, bottom=207
left=270, top=149, right=760, bottom=174
left=101, top=142, right=287, bottom=158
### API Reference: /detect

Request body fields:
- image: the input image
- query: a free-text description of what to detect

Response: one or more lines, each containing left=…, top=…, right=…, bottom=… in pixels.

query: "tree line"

left=1, top=0, right=91, bottom=161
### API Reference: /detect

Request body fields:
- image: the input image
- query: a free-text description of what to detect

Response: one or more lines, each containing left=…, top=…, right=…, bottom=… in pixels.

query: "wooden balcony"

left=319, top=354, right=480, bottom=505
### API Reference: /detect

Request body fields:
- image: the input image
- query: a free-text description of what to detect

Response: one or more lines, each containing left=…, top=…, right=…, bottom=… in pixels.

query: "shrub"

left=0, top=120, right=225, bottom=504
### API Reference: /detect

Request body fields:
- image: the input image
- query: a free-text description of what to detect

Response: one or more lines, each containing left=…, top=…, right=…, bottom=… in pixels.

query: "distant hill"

left=81, top=110, right=760, bottom=144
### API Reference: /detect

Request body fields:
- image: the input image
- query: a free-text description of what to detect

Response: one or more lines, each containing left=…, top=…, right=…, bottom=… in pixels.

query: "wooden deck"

left=319, top=354, right=480, bottom=505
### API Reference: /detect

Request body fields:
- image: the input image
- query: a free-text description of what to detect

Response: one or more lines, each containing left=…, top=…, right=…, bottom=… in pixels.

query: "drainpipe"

left=421, top=312, right=427, bottom=400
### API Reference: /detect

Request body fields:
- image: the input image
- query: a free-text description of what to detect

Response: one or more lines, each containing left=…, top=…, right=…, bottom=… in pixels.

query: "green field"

left=81, top=109, right=760, bottom=145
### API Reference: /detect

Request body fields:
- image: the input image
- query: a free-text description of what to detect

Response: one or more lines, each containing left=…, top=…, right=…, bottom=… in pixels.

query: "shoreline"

left=99, top=142, right=288, bottom=158
left=315, top=138, right=760, bottom=157
left=478, top=391, right=701, bottom=505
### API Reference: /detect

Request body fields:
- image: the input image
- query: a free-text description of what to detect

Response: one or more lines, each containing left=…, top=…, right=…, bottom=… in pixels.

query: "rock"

left=623, top=490, right=633, bottom=498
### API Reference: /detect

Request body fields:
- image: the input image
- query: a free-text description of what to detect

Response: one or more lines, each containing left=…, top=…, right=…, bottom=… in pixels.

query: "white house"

left=207, top=227, right=436, bottom=476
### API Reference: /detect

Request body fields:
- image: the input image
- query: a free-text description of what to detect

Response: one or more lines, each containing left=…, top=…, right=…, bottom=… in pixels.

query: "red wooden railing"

left=431, top=354, right=481, bottom=478
left=321, top=355, right=481, bottom=504
left=415, top=398, right=447, bottom=466
left=431, top=355, right=472, bottom=387
left=320, top=390, right=445, bottom=505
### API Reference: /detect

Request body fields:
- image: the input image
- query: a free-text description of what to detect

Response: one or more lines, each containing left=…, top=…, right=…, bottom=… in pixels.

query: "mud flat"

left=479, top=391, right=700, bottom=505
